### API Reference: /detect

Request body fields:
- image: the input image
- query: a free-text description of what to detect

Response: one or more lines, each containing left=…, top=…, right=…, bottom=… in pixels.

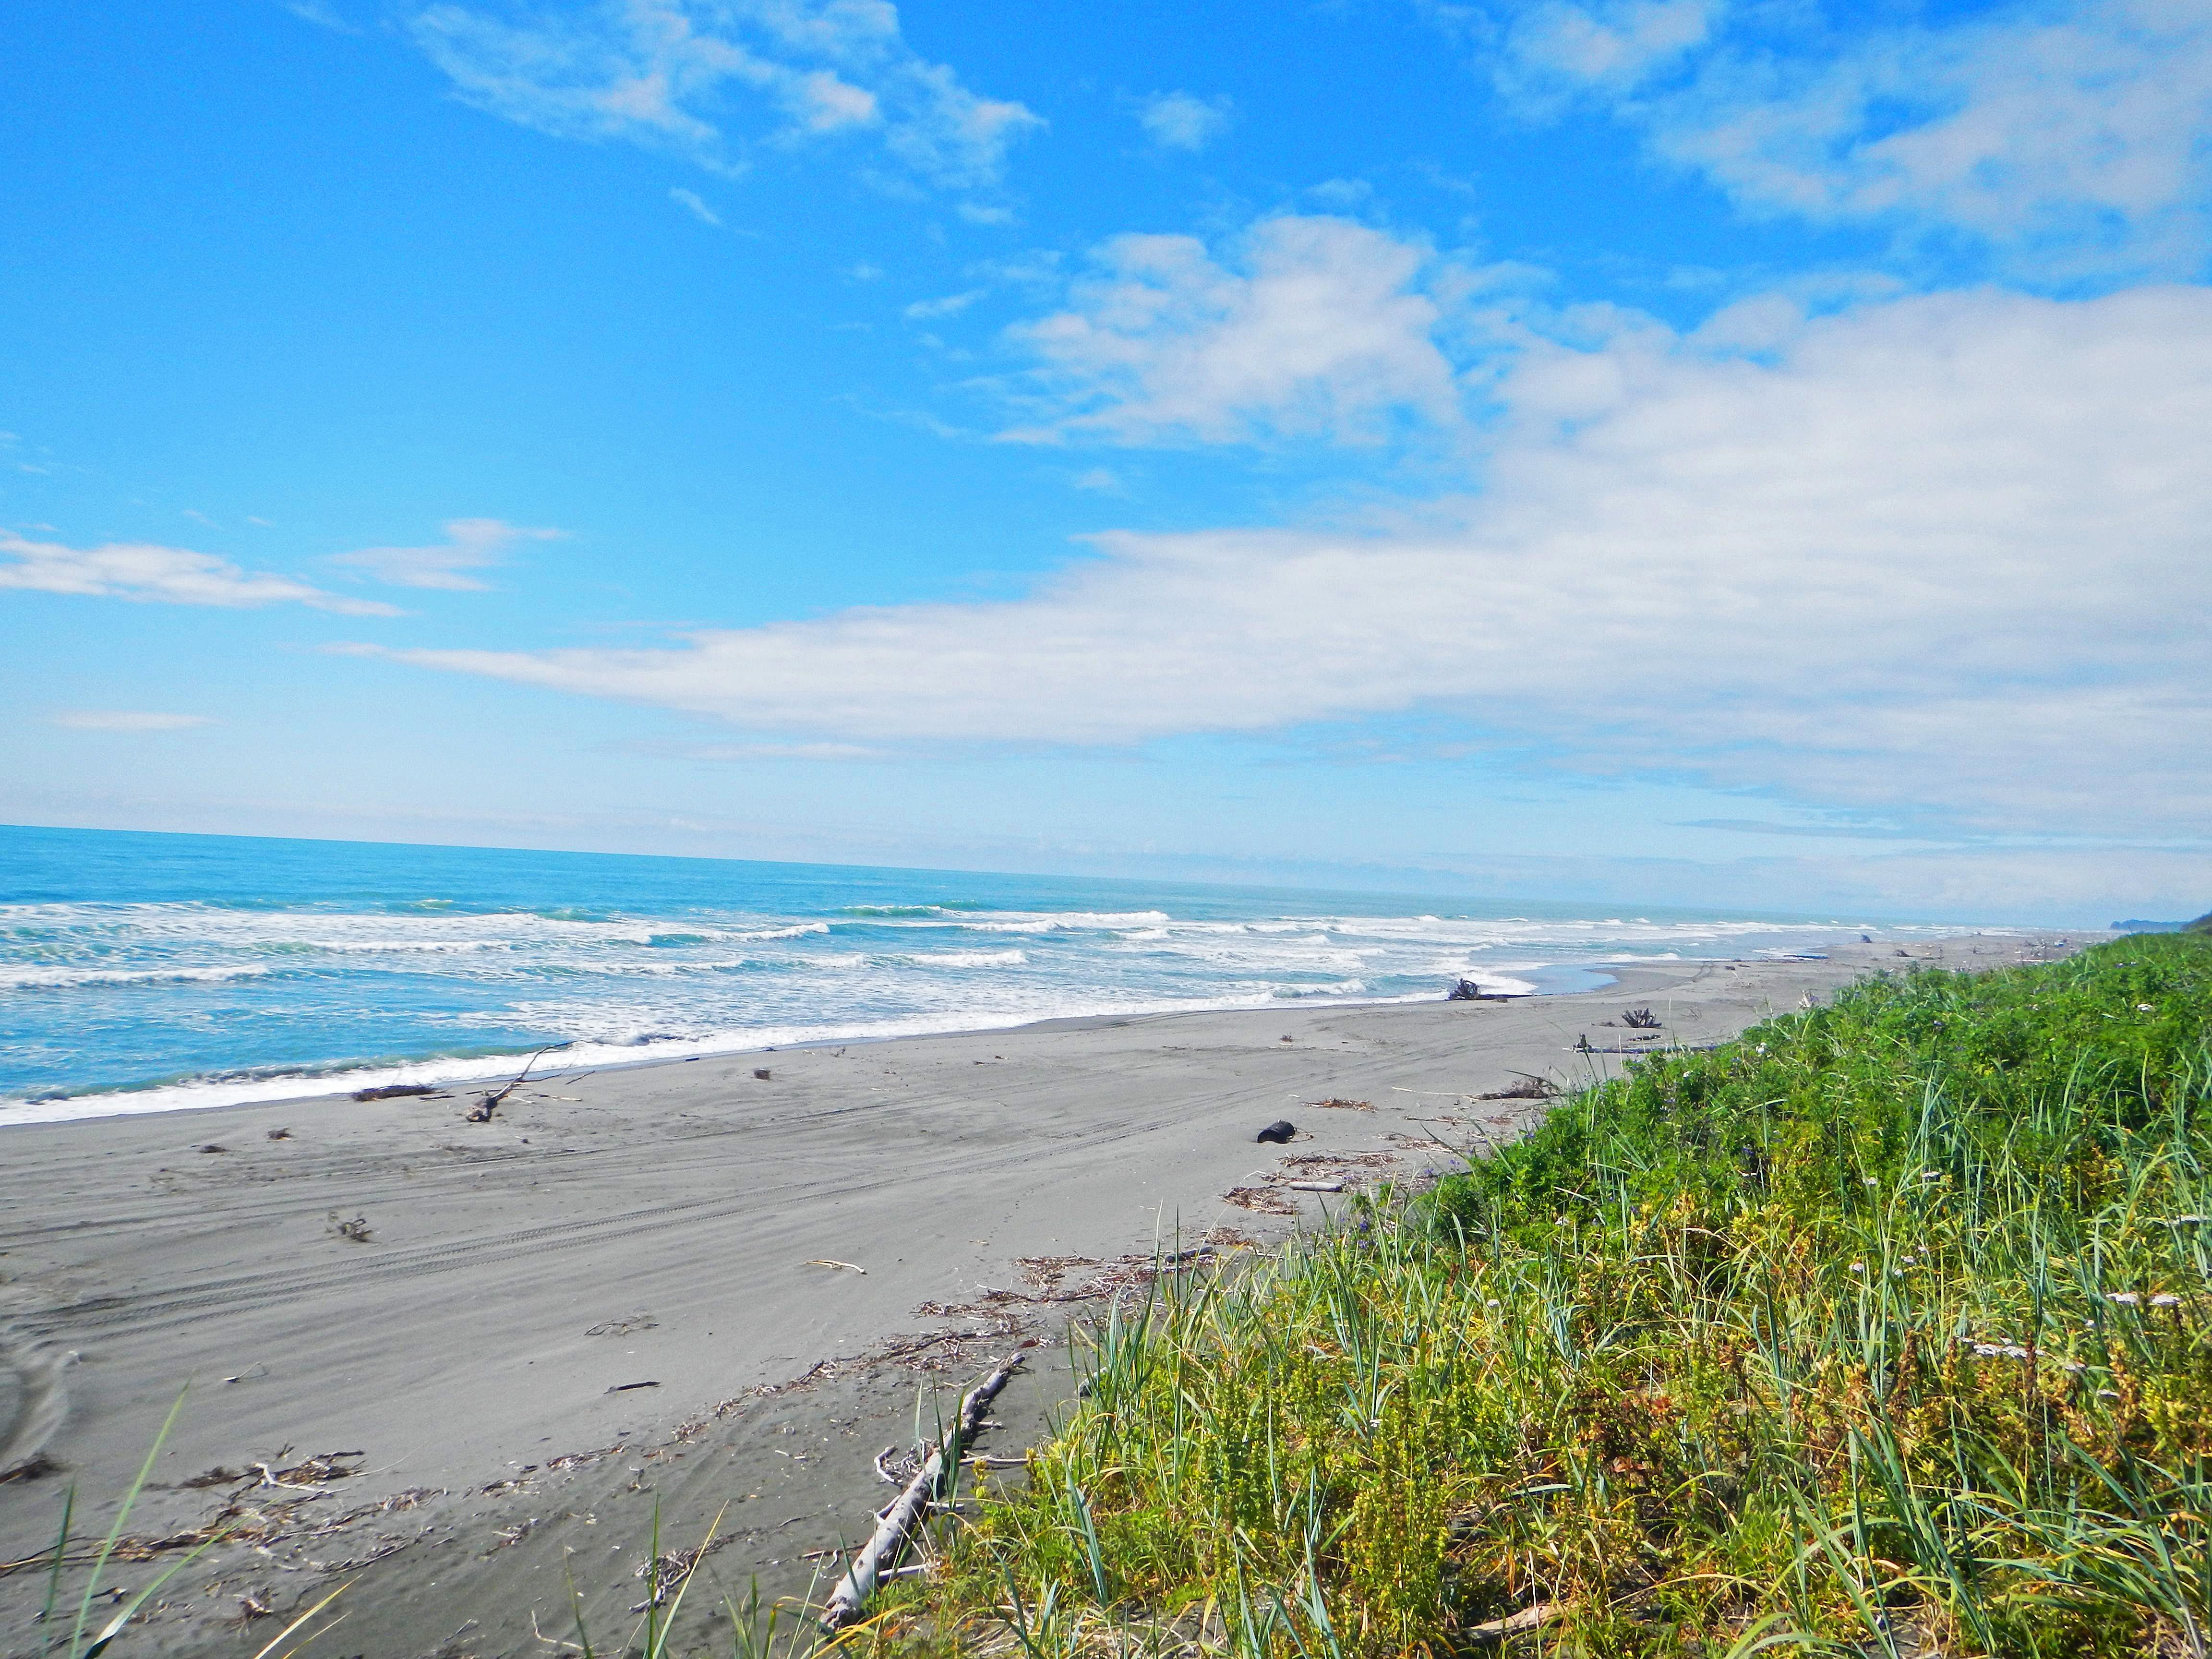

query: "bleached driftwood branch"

left=820, top=1355, right=1023, bottom=1630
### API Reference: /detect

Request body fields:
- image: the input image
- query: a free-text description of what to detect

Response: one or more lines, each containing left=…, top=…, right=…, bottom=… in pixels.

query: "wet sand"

left=0, top=932, right=2083, bottom=1656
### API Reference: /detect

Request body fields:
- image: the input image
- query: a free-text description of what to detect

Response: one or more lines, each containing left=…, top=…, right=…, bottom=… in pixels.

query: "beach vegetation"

left=879, top=935, right=2212, bottom=1657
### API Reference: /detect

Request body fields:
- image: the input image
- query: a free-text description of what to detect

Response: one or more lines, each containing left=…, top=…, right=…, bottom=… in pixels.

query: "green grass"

left=887, top=936, right=2212, bottom=1658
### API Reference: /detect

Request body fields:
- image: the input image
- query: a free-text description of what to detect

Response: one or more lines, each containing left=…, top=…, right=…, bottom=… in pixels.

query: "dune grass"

left=879, top=936, right=2211, bottom=1657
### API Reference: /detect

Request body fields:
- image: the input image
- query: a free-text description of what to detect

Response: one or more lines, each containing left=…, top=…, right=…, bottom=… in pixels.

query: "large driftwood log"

left=820, top=1356, right=1023, bottom=1630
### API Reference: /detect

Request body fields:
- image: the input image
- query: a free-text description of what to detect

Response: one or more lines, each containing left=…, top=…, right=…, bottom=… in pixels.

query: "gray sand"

left=0, top=932, right=2082, bottom=1656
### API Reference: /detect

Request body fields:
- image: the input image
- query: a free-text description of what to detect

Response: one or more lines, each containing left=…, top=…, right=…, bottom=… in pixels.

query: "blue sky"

left=3, top=0, right=2208, bottom=923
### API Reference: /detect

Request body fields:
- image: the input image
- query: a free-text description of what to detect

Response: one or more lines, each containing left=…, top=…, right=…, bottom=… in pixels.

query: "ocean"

left=0, top=825, right=1930, bottom=1125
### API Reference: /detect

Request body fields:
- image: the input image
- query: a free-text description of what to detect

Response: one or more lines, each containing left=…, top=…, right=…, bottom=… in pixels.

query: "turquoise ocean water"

left=0, top=825, right=1933, bottom=1125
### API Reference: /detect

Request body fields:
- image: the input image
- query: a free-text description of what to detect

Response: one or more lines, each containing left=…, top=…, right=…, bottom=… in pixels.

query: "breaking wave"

left=0, top=828, right=1945, bottom=1126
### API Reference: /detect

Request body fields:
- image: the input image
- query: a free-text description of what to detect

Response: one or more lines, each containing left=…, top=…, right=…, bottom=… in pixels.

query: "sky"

left=2, top=0, right=2208, bottom=924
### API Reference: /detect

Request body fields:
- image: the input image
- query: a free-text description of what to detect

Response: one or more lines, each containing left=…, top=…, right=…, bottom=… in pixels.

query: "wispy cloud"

left=999, top=216, right=1467, bottom=446
left=408, top=0, right=1044, bottom=191
left=1474, top=0, right=2212, bottom=279
left=0, top=530, right=399, bottom=614
left=1678, top=818, right=1923, bottom=842
left=1137, top=90, right=1233, bottom=152
left=51, top=710, right=214, bottom=732
left=0, top=430, right=60, bottom=477
left=284, top=0, right=361, bottom=33
left=669, top=184, right=721, bottom=223
left=366, top=280, right=2212, bottom=840
left=904, top=288, right=984, bottom=320
left=329, top=517, right=561, bottom=591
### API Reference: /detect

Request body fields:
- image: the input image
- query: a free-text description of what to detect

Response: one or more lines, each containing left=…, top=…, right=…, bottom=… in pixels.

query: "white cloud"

left=1498, top=0, right=1717, bottom=96
left=0, top=531, right=398, bottom=614
left=409, top=0, right=1043, bottom=190
left=1001, top=216, right=1466, bottom=445
left=329, top=518, right=561, bottom=591
left=51, top=711, right=214, bottom=732
left=1305, top=178, right=1374, bottom=209
left=1485, top=0, right=2212, bottom=277
left=669, top=184, right=721, bottom=223
left=1138, top=90, right=1233, bottom=152
left=366, top=280, right=2212, bottom=840
left=904, top=289, right=984, bottom=320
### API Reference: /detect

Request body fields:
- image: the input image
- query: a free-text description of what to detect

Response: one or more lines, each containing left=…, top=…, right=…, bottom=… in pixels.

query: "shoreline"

left=2, top=982, right=1562, bottom=1130
left=2, top=929, right=1974, bottom=1130
left=0, top=931, right=2085, bottom=1656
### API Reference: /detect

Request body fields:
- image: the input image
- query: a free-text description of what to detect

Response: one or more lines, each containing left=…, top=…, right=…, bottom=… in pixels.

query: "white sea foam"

left=2, top=963, right=277, bottom=990
left=866, top=909, right=1176, bottom=933
left=4, top=858, right=1971, bottom=1128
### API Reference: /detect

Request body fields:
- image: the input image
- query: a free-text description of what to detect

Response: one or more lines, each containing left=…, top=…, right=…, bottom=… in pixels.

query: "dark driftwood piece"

left=1447, top=979, right=1515, bottom=1002
left=1256, top=1120, right=1297, bottom=1144
left=1479, top=1073, right=1560, bottom=1101
left=821, top=1356, right=1023, bottom=1630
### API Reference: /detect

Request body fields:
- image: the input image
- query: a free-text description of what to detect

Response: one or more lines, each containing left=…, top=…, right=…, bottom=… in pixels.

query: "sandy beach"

left=0, top=932, right=2082, bottom=1657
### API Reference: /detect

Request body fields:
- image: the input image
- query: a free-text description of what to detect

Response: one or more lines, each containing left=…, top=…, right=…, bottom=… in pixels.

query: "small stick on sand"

left=821, top=1355, right=1023, bottom=1630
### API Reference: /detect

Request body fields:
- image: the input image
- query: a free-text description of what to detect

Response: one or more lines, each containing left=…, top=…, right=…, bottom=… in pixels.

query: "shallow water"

left=0, top=825, right=1928, bottom=1122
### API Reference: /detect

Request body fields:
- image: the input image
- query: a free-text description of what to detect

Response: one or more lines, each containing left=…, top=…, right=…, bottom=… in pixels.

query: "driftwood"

left=1469, top=1603, right=1555, bottom=1643
left=353, top=1083, right=436, bottom=1102
left=1286, top=1180, right=1344, bottom=1193
left=1255, top=1120, right=1297, bottom=1144
left=1447, top=979, right=1514, bottom=1002
left=821, top=1356, right=1023, bottom=1630
left=1479, top=1073, right=1559, bottom=1101
left=466, top=1043, right=572, bottom=1122
left=1575, top=1038, right=1720, bottom=1056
